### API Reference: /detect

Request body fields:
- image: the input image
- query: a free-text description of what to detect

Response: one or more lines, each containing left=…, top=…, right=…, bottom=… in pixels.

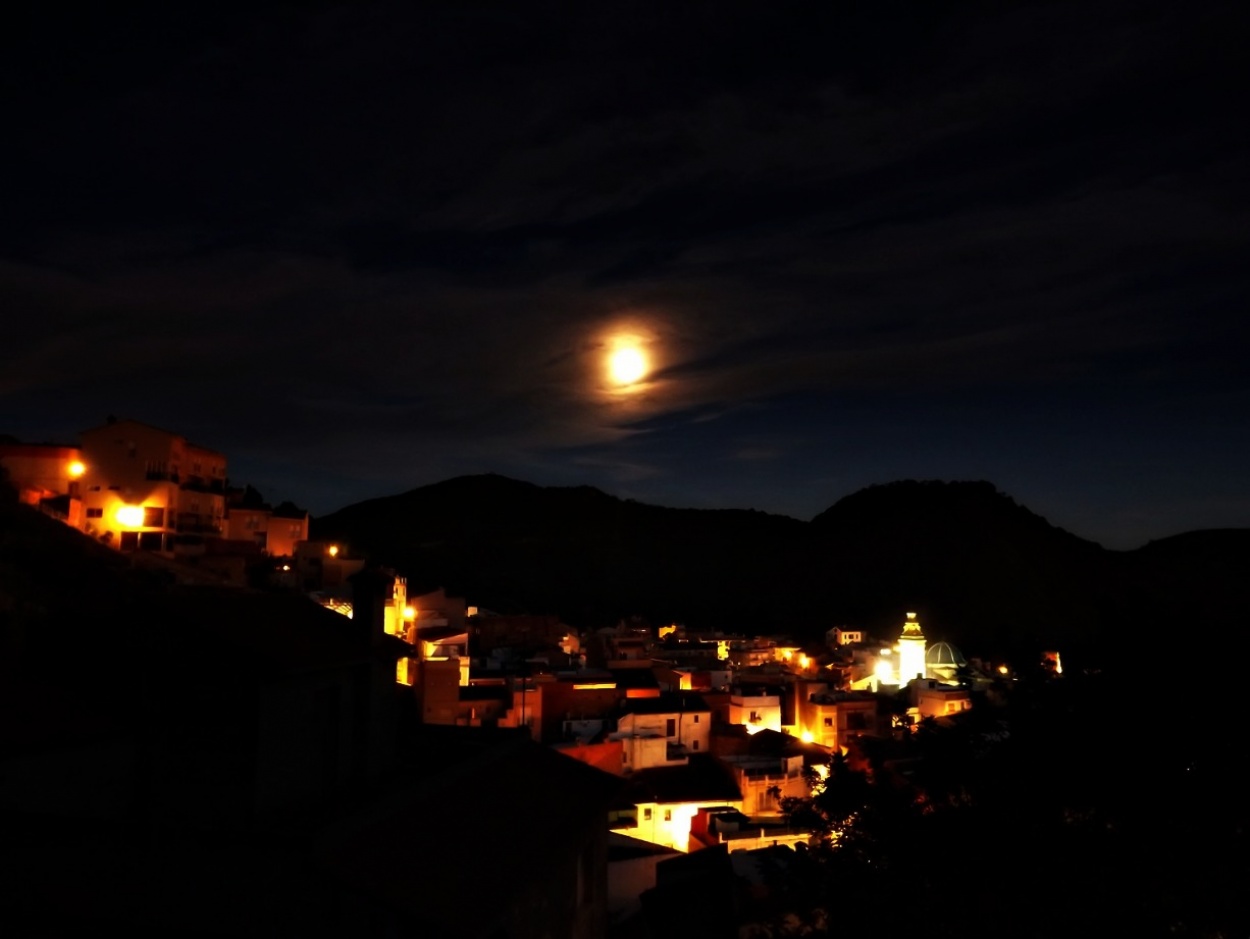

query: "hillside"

left=808, top=480, right=1111, bottom=657
left=313, top=474, right=820, bottom=629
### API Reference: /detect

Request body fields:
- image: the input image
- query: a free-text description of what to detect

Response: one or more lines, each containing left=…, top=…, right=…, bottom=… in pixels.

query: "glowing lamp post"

left=68, top=460, right=86, bottom=479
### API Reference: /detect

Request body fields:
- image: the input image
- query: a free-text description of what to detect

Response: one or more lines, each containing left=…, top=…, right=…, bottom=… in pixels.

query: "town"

left=0, top=418, right=1233, bottom=938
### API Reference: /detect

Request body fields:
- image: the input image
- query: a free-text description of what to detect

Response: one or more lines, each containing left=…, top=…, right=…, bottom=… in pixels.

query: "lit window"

left=643, top=808, right=652, bottom=821
left=663, top=809, right=672, bottom=822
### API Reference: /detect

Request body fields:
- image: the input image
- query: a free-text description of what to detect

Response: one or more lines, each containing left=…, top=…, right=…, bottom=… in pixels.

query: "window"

left=665, top=718, right=676, bottom=736
left=663, top=809, right=672, bottom=822
left=692, top=740, right=699, bottom=751
left=693, top=714, right=700, bottom=723
left=749, top=711, right=761, bottom=723
left=643, top=808, right=652, bottom=821
left=824, top=717, right=833, bottom=727
left=86, top=508, right=103, bottom=519
left=143, top=506, right=164, bottom=528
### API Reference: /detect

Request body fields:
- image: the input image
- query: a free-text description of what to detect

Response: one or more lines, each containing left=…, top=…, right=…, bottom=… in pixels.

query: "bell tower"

left=897, top=611, right=927, bottom=685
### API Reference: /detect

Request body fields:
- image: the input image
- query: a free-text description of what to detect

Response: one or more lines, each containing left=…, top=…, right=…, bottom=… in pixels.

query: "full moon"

left=608, top=345, right=648, bottom=386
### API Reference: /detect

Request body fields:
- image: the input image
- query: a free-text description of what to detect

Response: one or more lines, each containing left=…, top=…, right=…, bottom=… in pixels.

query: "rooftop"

left=625, top=754, right=743, bottom=804
left=620, top=692, right=710, bottom=716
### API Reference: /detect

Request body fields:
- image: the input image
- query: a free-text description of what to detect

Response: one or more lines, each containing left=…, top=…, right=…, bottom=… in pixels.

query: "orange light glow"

left=800, top=730, right=815, bottom=744
left=998, top=665, right=1009, bottom=675
left=115, top=505, right=144, bottom=528
left=327, top=544, right=340, bottom=557
left=608, top=345, right=647, bottom=385
left=604, top=330, right=652, bottom=390
left=403, top=605, right=416, bottom=621
left=68, top=460, right=86, bottom=478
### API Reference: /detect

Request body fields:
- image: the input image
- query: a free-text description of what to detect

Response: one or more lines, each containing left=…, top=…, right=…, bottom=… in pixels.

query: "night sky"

left=3, top=1, right=1246, bottom=549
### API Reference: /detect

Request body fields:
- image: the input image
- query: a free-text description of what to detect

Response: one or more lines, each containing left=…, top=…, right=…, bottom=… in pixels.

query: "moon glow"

left=608, top=344, right=648, bottom=386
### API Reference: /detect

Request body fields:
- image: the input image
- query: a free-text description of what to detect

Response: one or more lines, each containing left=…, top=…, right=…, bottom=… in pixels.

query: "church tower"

left=897, top=611, right=927, bottom=685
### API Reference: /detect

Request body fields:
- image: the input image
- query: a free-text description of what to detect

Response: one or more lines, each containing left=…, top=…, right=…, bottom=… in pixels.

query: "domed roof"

left=925, top=641, right=967, bottom=668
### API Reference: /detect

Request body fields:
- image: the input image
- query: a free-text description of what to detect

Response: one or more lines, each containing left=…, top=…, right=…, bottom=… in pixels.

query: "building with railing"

left=76, top=417, right=227, bottom=554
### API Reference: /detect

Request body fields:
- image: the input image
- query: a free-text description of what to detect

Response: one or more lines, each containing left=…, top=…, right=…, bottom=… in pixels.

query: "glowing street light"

left=68, top=460, right=86, bottom=478
left=328, top=544, right=340, bottom=558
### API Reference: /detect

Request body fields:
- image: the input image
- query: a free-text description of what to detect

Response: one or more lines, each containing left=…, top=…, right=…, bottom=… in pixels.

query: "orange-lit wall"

left=727, top=694, right=782, bottom=734
left=914, top=686, right=972, bottom=718
left=614, top=798, right=744, bottom=853
left=224, top=506, right=269, bottom=546
left=801, top=696, right=878, bottom=750
left=0, top=445, right=83, bottom=498
left=265, top=514, right=308, bottom=557
left=78, top=420, right=227, bottom=549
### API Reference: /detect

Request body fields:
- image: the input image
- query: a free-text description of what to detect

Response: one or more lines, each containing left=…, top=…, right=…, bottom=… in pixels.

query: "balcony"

left=144, top=470, right=180, bottom=483
left=180, top=477, right=226, bottom=494
left=175, top=512, right=222, bottom=534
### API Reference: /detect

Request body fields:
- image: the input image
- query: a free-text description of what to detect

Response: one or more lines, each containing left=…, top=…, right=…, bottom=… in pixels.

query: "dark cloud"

left=1, top=0, right=1246, bottom=547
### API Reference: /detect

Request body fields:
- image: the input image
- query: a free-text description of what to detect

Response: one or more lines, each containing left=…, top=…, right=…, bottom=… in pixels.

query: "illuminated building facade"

left=801, top=692, right=879, bottom=750
left=223, top=499, right=309, bottom=557
left=727, top=690, right=782, bottom=735
left=76, top=418, right=227, bottom=554
left=0, top=442, right=86, bottom=527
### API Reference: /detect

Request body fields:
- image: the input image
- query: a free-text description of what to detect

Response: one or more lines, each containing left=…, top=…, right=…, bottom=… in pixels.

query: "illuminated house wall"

left=264, top=512, right=309, bottom=557
left=621, top=800, right=742, bottom=853
left=223, top=505, right=309, bottom=556
left=223, top=505, right=269, bottom=549
left=78, top=419, right=227, bottom=553
left=615, top=703, right=711, bottom=770
left=727, top=692, right=782, bottom=735
left=802, top=694, right=878, bottom=750
left=913, top=680, right=973, bottom=718
left=724, top=754, right=808, bottom=815
left=0, top=444, right=84, bottom=501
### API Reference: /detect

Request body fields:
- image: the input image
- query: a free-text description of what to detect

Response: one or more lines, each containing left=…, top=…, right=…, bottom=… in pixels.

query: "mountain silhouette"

left=312, top=475, right=1248, bottom=666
